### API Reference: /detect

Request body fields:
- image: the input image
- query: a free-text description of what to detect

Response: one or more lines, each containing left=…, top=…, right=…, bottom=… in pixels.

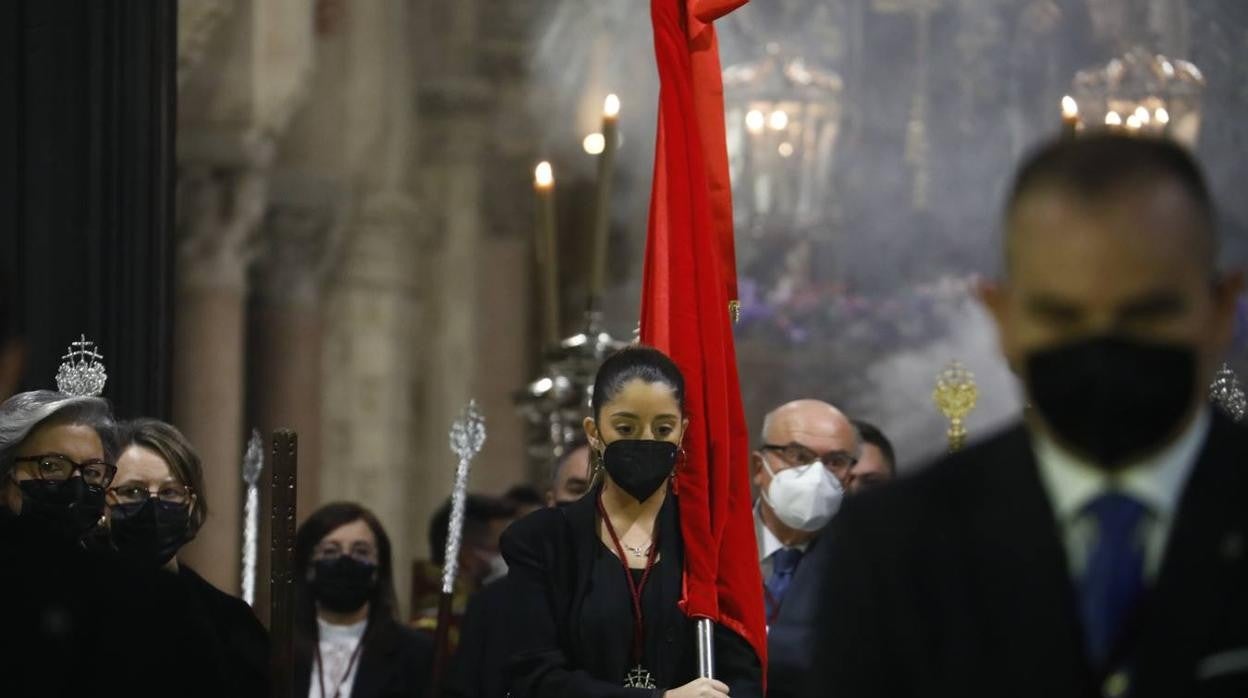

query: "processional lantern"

left=1062, top=46, right=1205, bottom=146
left=722, top=43, right=844, bottom=242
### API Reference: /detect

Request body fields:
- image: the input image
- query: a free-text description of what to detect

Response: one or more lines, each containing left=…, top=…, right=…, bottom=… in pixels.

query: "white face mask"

left=761, top=457, right=845, bottom=532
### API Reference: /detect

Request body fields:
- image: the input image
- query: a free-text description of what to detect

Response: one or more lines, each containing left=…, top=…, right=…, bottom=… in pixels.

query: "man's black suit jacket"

left=805, top=413, right=1248, bottom=698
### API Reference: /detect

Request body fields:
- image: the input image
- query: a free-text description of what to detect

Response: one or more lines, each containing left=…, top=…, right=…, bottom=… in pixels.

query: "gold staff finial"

left=933, top=360, right=978, bottom=452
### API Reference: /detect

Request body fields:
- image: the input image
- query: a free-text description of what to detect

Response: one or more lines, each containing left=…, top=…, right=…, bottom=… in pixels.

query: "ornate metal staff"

left=431, top=401, right=487, bottom=691
left=241, top=429, right=264, bottom=607
left=933, top=360, right=978, bottom=452
left=1210, top=362, right=1247, bottom=422
left=269, top=430, right=298, bottom=698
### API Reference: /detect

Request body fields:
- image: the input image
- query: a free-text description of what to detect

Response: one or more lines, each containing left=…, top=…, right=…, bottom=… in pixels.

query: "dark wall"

left=1, top=0, right=176, bottom=419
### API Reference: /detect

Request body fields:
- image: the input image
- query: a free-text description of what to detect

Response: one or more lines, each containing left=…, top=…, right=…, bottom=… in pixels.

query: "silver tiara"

left=55, top=335, right=108, bottom=398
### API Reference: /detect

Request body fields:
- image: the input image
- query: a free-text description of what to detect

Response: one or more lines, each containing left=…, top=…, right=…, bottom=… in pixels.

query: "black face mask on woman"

left=310, top=556, right=377, bottom=613
left=109, top=499, right=191, bottom=567
left=1025, top=335, right=1198, bottom=469
left=17, top=477, right=106, bottom=542
left=601, top=439, right=679, bottom=502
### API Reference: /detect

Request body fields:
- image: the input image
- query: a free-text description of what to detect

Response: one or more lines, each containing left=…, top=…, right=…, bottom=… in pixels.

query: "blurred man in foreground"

left=807, top=135, right=1248, bottom=698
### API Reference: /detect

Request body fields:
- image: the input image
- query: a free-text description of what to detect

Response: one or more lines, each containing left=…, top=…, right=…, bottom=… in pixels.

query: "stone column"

left=322, top=190, right=423, bottom=613
left=173, top=162, right=269, bottom=594
left=246, top=174, right=345, bottom=622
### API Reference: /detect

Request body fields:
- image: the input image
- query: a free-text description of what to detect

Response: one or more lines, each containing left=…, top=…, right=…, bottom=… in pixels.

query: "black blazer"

left=442, top=575, right=512, bottom=698
left=500, top=486, right=763, bottom=698
left=294, top=616, right=435, bottom=698
left=804, top=413, right=1248, bottom=698
left=765, top=533, right=827, bottom=698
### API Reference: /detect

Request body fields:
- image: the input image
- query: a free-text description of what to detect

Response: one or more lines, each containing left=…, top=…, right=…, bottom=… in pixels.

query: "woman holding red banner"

left=501, top=347, right=762, bottom=698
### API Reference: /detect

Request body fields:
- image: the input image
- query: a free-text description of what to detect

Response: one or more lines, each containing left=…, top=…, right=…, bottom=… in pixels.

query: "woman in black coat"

left=293, top=501, right=434, bottom=698
left=502, top=347, right=763, bottom=698
left=105, top=418, right=269, bottom=697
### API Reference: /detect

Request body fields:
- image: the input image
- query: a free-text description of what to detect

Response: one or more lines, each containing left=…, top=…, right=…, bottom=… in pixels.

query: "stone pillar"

left=173, top=163, right=269, bottom=594
left=322, top=191, right=423, bottom=614
left=246, top=174, right=344, bottom=622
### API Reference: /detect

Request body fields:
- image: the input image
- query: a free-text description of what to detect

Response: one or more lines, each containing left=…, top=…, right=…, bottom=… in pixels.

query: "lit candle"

left=1105, top=111, right=1123, bottom=131
left=1060, top=95, right=1079, bottom=140
left=534, top=162, right=560, bottom=346
left=1125, top=113, right=1143, bottom=132
left=588, top=94, right=620, bottom=311
left=1154, top=106, right=1171, bottom=136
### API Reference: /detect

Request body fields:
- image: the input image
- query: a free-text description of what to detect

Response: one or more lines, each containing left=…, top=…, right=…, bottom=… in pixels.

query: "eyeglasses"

left=13, top=454, right=117, bottom=487
left=109, top=483, right=193, bottom=506
left=761, top=443, right=858, bottom=472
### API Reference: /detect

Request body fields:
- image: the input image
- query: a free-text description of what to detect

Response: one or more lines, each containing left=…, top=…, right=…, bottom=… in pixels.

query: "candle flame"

left=1061, top=95, right=1078, bottom=118
left=1133, top=106, right=1151, bottom=125
left=1125, top=114, right=1142, bottom=130
left=1105, top=111, right=1123, bottom=127
left=745, top=110, right=765, bottom=134
left=1154, top=107, right=1170, bottom=125
left=583, top=133, right=606, bottom=155
left=535, top=161, right=554, bottom=188
left=604, top=94, right=621, bottom=119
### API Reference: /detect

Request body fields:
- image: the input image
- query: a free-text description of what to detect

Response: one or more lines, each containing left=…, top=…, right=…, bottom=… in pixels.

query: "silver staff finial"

left=1211, top=363, right=1247, bottom=422
left=55, top=334, right=108, bottom=397
left=442, top=400, right=488, bottom=594
left=242, top=429, right=265, bottom=486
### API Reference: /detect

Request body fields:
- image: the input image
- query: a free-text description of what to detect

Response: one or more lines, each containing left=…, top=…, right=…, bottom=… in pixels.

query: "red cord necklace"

left=597, top=492, right=661, bottom=689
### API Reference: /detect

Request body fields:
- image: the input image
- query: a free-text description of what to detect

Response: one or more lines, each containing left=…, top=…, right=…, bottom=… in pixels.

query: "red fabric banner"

left=641, top=0, right=766, bottom=676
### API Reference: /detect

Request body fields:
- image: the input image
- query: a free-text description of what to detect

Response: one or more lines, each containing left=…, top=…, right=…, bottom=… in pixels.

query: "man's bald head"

left=761, top=399, right=858, bottom=449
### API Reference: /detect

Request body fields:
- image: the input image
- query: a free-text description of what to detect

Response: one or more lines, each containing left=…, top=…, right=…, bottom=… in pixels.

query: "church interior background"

left=7, top=0, right=1248, bottom=618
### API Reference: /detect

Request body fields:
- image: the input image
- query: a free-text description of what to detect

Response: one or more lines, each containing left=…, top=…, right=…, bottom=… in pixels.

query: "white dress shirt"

left=1033, top=408, right=1209, bottom=582
left=309, top=617, right=368, bottom=698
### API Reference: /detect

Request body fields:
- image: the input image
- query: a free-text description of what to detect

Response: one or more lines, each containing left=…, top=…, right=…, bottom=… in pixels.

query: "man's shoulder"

left=840, top=422, right=1033, bottom=529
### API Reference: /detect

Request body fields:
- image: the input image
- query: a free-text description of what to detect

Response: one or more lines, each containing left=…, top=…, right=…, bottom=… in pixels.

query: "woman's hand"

left=664, top=678, right=730, bottom=698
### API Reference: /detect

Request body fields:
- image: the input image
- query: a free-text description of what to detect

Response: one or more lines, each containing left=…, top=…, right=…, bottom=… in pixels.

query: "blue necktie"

left=766, top=548, right=804, bottom=617
left=1078, top=492, right=1149, bottom=666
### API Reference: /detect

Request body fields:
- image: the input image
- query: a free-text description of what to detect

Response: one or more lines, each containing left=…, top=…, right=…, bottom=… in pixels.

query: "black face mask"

left=310, top=556, right=377, bottom=613
left=17, top=477, right=106, bottom=542
left=1026, top=335, right=1198, bottom=469
left=109, top=498, right=191, bottom=567
left=601, top=439, right=678, bottom=502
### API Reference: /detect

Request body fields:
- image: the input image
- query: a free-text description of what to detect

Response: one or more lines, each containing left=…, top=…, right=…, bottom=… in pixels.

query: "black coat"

left=294, top=616, right=434, bottom=698
left=805, top=413, right=1248, bottom=698
left=178, top=564, right=269, bottom=697
left=500, top=486, right=763, bottom=698
left=0, top=515, right=226, bottom=697
left=443, top=575, right=512, bottom=698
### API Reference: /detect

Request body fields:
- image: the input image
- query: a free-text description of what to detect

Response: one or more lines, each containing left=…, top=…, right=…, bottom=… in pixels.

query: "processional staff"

left=270, top=429, right=298, bottom=698
left=241, top=429, right=265, bottom=607
left=431, top=401, right=487, bottom=692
